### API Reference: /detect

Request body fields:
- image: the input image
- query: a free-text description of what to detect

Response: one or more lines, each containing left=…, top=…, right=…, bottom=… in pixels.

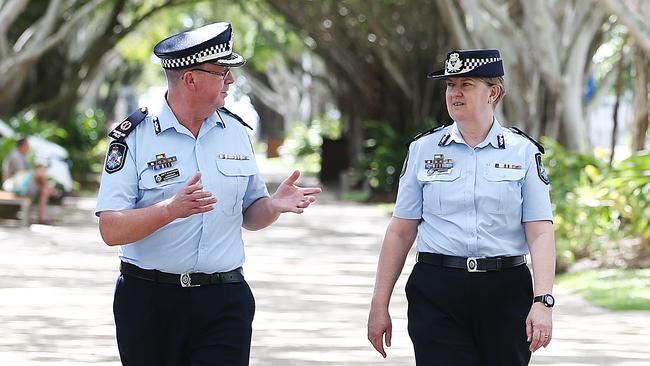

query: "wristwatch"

left=533, top=294, right=555, bottom=308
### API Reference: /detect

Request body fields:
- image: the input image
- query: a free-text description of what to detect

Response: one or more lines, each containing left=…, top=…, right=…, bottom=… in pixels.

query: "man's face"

left=187, top=64, right=234, bottom=109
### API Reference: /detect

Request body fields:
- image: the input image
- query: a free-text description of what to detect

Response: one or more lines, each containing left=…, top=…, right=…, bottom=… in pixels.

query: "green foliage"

left=56, top=110, right=108, bottom=189
left=362, top=120, right=438, bottom=194
left=544, top=137, right=650, bottom=269
left=279, top=116, right=342, bottom=175
left=557, top=269, right=650, bottom=311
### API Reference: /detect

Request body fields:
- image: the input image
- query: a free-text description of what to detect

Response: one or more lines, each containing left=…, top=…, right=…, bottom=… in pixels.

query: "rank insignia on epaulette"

left=147, top=153, right=177, bottom=170
left=154, top=168, right=180, bottom=184
left=108, top=107, right=148, bottom=141
left=105, top=142, right=128, bottom=174
left=218, top=153, right=251, bottom=160
left=426, top=154, right=454, bottom=175
left=438, top=133, right=451, bottom=146
left=497, top=134, right=505, bottom=149
left=153, top=116, right=161, bottom=135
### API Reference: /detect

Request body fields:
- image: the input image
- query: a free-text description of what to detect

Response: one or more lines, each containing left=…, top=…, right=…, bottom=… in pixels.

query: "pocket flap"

left=216, top=159, right=257, bottom=177
left=483, top=165, right=525, bottom=181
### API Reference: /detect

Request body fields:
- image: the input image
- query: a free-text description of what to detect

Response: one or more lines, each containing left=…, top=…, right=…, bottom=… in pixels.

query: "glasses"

left=188, top=68, right=230, bottom=80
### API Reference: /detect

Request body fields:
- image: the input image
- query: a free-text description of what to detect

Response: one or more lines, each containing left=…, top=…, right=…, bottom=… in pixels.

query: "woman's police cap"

left=427, top=49, right=504, bottom=79
left=154, top=22, right=245, bottom=69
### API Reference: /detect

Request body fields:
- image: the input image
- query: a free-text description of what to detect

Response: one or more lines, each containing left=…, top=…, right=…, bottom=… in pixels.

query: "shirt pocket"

left=215, top=159, right=257, bottom=215
left=482, top=165, right=525, bottom=214
left=418, top=168, right=462, bottom=214
left=137, top=167, right=188, bottom=207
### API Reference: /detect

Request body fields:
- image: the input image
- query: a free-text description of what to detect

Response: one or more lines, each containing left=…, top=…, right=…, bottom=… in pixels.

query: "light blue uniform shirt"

left=95, top=100, right=269, bottom=273
left=393, top=119, right=553, bottom=257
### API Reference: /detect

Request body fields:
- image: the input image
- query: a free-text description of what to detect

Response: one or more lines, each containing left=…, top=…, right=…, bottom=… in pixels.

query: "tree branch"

left=0, top=0, right=30, bottom=57
left=599, top=0, right=650, bottom=52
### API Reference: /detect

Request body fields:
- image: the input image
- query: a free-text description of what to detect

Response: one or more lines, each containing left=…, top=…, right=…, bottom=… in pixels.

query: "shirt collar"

left=441, top=117, right=504, bottom=148
left=155, top=95, right=226, bottom=134
left=479, top=117, right=505, bottom=149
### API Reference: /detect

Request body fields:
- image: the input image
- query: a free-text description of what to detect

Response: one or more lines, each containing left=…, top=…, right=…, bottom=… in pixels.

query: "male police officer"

left=95, top=22, right=321, bottom=366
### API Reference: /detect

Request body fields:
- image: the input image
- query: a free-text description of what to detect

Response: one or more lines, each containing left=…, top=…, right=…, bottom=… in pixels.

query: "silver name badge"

left=218, top=154, right=251, bottom=160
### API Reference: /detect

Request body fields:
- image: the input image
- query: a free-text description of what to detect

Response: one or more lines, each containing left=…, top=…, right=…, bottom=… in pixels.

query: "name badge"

left=218, top=154, right=250, bottom=160
left=154, top=168, right=180, bottom=183
left=494, top=163, right=522, bottom=170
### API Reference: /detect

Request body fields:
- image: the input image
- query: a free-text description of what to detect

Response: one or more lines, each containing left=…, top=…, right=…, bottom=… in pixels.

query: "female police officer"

left=367, top=49, right=556, bottom=365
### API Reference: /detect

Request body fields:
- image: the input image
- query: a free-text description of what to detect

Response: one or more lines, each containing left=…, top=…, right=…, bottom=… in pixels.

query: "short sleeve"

left=521, top=146, right=553, bottom=222
left=393, top=143, right=423, bottom=219
left=242, top=164, right=269, bottom=209
left=94, top=137, right=139, bottom=217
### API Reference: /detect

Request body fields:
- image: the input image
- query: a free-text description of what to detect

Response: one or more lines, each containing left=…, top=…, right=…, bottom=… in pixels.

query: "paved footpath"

left=1, top=178, right=649, bottom=365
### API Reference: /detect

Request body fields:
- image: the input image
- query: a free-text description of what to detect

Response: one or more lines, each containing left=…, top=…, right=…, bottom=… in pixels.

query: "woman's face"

left=445, top=77, right=494, bottom=123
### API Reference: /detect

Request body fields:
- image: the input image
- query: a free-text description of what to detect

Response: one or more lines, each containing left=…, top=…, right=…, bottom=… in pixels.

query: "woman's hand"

left=526, top=303, right=553, bottom=352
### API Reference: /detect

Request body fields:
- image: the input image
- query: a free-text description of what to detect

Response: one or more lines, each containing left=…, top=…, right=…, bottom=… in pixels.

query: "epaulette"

left=108, top=107, right=148, bottom=142
left=406, top=125, right=444, bottom=147
left=509, top=127, right=545, bottom=154
left=219, top=107, right=253, bottom=130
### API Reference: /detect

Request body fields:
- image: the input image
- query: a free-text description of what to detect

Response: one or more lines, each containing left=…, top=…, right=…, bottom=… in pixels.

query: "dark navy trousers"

left=406, top=262, right=533, bottom=366
left=113, top=274, right=255, bottom=366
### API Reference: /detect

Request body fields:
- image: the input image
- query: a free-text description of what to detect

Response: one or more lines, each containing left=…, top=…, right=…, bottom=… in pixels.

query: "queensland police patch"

left=535, top=153, right=549, bottom=185
left=105, top=141, right=128, bottom=174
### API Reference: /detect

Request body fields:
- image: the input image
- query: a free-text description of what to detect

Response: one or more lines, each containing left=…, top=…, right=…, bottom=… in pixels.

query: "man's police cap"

left=154, top=22, right=245, bottom=69
left=427, top=49, right=504, bottom=79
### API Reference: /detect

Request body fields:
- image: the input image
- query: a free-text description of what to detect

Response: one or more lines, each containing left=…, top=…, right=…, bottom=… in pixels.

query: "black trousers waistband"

left=417, top=252, right=526, bottom=272
left=120, top=261, right=245, bottom=287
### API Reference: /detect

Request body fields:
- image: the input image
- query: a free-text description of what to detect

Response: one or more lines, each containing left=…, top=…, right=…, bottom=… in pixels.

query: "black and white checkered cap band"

left=160, top=39, right=233, bottom=69
left=446, top=57, right=501, bottom=75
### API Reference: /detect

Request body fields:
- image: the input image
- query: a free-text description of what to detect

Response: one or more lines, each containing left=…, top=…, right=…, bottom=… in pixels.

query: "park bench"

left=0, top=190, right=31, bottom=227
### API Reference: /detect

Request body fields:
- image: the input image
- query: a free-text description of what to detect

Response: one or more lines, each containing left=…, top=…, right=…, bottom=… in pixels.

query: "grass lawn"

left=557, top=268, right=650, bottom=311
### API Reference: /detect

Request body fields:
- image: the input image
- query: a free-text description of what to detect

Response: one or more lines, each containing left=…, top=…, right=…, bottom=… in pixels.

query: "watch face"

left=545, top=295, right=555, bottom=306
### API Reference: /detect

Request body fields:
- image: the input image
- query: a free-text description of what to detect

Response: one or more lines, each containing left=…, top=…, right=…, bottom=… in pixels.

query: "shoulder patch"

left=108, top=107, right=148, bottom=141
left=400, top=148, right=410, bottom=178
left=406, top=125, right=444, bottom=147
left=219, top=107, right=253, bottom=130
left=535, top=152, right=549, bottom=185
left=104, top=141, right=128, bottom=174
left=509, top=127, right=545, bottom=154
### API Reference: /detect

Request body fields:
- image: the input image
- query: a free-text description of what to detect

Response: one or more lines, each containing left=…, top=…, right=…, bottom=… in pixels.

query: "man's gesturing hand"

left=271, top=170, right=321, bottom=214
left=164, top=172, right=217, bottom=219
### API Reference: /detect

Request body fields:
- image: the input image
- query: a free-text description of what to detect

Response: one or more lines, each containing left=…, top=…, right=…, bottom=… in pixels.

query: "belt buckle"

left=180, top=272, right=200, bottom=287
left=466, top=257, right=486, bottom=272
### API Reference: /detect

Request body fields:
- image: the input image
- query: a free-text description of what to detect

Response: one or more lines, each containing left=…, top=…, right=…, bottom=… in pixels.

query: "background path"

left=1, top=171, right=649, bottom=365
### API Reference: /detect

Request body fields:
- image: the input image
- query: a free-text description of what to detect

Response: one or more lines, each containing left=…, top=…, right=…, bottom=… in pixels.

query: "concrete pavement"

left=1, top=178, right=649, bottom=365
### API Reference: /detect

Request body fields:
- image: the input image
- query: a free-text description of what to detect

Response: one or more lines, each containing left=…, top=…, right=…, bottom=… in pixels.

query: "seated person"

left=2, top=137, right=59, bottom=224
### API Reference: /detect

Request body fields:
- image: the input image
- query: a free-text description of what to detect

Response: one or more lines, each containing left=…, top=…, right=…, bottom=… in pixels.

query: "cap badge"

left=446, top=53, right=463, bottom=73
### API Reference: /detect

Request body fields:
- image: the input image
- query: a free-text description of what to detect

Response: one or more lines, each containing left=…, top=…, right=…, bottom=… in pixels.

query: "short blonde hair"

left=482, top=76, right=506, bottom=107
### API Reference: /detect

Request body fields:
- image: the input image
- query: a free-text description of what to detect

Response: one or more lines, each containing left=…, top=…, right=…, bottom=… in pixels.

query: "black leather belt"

left=120, top=261, right=245, bottom=287
left=417, top=252, right=526, bottom=272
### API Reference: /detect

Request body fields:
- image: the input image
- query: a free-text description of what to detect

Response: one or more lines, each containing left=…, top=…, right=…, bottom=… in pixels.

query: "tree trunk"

left=631, top=46, right=650, bottom=151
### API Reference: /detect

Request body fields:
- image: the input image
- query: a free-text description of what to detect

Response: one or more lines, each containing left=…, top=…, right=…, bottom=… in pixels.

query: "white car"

left=0, top=120, right=73, bottom=193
